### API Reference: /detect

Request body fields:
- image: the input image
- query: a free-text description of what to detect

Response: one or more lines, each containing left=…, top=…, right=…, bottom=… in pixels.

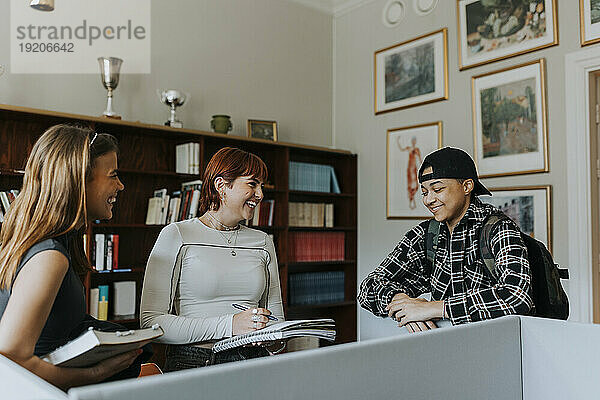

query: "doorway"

left=590, top=72, right=600, bottom=323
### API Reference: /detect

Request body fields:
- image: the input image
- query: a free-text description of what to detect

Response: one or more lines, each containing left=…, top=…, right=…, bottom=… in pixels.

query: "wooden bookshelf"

left=0, top=104, right=358, bottom=348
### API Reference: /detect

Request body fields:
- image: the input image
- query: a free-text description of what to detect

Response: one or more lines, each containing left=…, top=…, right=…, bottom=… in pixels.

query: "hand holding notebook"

left=213, top=319, right=335, bottom=353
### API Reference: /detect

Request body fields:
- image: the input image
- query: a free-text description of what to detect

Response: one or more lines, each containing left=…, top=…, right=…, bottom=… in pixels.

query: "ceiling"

left=286, top=0, right=372, bottom=16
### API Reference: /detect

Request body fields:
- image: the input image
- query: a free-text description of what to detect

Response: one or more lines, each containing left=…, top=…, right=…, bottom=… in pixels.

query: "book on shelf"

left=176, top=142, right=200, bottom=175
left=145, top=180, right=203, bottom=225
left=145, top=197, right=162, bottom=225
left=91, top=234, right=119, bottom=271
left=113, top=281, right=136, bottom=320
left=42, top=325, right=163, bottom=368
left=289, top=271, right=345, bottom=306
left=0, top=189, right=20, bottom=222
left=288, top=232, right=345, bottom=262
left=212, top=319, right=336, bottom=353
left=89, top=288, right=99, bottom=319
left=98, top=285, right=109, bottom=321
left=288, top=202, right=334, bottom=228
left=289, top=162, right=341, bottom=193
left=250, top=199, right=275, bottom=227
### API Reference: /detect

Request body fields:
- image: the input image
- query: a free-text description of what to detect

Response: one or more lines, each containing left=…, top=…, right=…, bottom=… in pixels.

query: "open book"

left=42, top=325, right=163, bottom=368
left=213, top=319, right=335, bottom=353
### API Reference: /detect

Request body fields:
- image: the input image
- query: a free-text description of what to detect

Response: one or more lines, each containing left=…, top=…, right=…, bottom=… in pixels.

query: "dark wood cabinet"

left=0, top=104, right=357, bottom=345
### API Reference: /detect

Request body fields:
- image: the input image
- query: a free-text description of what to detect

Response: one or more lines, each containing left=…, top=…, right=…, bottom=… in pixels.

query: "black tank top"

left=0, top=234, right=86, bottom=356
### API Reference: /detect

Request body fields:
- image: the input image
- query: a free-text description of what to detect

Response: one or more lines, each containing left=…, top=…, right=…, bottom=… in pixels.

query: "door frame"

left=565, top=47, right=600, bottom=323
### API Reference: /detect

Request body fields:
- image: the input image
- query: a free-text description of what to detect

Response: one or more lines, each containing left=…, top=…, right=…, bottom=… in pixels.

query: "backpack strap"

left=425, top=219, right=441, bottom=276
left=478, top=213, right=509, bottom=279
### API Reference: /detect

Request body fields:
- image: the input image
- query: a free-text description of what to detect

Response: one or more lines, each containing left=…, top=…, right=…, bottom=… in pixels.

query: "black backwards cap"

left=418, top=147, right=491, bottom=197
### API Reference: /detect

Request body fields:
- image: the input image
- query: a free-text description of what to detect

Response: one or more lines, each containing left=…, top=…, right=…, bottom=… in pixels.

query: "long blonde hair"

left=0, top=124, right=118, bottom=289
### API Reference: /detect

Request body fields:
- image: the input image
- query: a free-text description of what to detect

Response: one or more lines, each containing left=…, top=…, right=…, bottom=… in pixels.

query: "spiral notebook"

left=213, top=319, right=336, bottom=353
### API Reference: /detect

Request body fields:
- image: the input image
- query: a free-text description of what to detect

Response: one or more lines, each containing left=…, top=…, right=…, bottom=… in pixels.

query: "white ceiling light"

left=413, top=0, right=438, bottom=16
left=382, top=0, right=405, bottom=28
left=30, top=0, right=54, bottom=11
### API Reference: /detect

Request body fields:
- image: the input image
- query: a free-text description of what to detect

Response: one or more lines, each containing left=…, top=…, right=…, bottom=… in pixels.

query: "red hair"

left=199, top=147, right=268, bottom=215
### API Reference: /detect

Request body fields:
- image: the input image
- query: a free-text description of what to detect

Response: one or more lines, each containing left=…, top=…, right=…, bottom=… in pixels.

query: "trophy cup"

left=98, top=57, right=123, bottom=119
left=159, top=89, right=188, bottom=128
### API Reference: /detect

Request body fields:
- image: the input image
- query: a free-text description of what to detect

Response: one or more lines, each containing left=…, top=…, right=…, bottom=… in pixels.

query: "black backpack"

left=425, top=213, right=570, bottom=320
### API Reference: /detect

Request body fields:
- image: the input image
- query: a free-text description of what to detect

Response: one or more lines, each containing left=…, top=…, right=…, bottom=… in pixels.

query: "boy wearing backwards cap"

left=358, top=147, right=533, bottom=332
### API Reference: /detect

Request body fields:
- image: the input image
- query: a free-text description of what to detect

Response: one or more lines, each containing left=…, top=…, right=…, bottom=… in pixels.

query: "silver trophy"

left=98, top=57, right=123, bottom=119
left=159, top=89, right=188, bottom=128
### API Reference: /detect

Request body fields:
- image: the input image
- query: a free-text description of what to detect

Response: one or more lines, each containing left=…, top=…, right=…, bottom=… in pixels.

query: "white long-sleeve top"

left=140, top=218, right=284, bottom=344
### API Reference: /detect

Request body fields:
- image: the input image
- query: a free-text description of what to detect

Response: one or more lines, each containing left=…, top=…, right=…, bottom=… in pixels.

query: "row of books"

left=146, top=180, right=203, bottom=225
left=89, top=281, right=136, bottom=321
left=91, top=233, right=119, bottom=271
left=288, top=271, right=345, bottom=306
left=248, top=199, right=275, bottom=227
left=289, top=161, right=340, bottom=193
left=289, top=202, right=334, bottom=227
left=175, top=142, right=200, bottom=174
left=288, top=232, right=345, bottom=262
left=0, top=189, right=19, bottom=222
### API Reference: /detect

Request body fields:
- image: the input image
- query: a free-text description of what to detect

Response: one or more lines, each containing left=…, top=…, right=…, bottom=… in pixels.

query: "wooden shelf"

left=118, top=168, right=201, bottom=179
left=288, top=226, right=356, bottom=231
left=0, top=103, right=358, bottom=346
left=249, top=225, right=286, bottom=231
left=92, top=223, right=166, bottom=229
left=287, top=301, right=356, bottom=311
left=289, top=190, right=355, bottom=198
left=109, top=318, right=138, bottom=325
left=288, top=260, right=356, bottom=267
left=0, top=169, right=25, bottom=176
left=90, top=268, right=145, bottom=274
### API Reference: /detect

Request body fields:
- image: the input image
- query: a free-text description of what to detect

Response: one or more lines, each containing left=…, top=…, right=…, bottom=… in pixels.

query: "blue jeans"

left=164, top=344, right=269, bottom=372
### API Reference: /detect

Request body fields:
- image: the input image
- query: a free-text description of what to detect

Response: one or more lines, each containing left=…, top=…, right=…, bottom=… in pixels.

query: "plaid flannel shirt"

left=358, top=198, right=533, bottom=325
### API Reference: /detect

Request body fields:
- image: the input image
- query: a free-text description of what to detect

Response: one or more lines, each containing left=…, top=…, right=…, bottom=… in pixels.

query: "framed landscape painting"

left=386, top=122, right=442, bottom=219
left=480, top=185, right=552, bottom=251
left=471, top=59, right=548, bottom=178
left=580, top=0, right=600, bottom=46
left=457, top=0, right=558, bottom=70
left=374, top=28, right=448, bottom=115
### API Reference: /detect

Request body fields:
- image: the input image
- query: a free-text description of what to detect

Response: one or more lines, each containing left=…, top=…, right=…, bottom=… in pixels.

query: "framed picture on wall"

left=471, top=59, right=548, bottom=178
left=247, top=119, right=278, bottom=141
left=374, top=28, right=448, bottom=115
left=580, top=0, right=600, bottom=46
left=386, top=122, right=442, bottom=219
left=479, top=185, right=552, bottom=252
left=457, top=0, right=558, bottom=70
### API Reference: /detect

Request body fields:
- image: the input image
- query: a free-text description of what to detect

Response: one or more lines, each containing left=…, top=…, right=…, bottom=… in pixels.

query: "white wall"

left=0, top=0, right=333, bottom=146
left=333, top=1, right=583, bottom=340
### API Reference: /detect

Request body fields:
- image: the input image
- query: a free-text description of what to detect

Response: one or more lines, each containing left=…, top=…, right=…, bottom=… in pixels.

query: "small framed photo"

left=471, top=59, right=548, bottom=178
left=457, top=0, right=558, bottom=70
left=247, top=120, right=278, bottom=141
left=580, top=0, right=600, bottom=46
left=479, top=185, right=552, bottom=252
left=387, top=122, right=442, bottom=219
left=374, top=28, right=448, bottom=115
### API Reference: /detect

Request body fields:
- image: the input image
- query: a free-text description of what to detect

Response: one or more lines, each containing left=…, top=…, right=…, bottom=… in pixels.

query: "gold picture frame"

left=479, top=185, right=552, bottom=252
left=580, top=0, right=600, bottom=46
left=247, top=119, right=278, bottom=141
left=374, top=28, right=448, bottom=115
left=471, top=59, right=548, bottom=178
left=386, top=121, right=443, bottom=219
left=457, top=0, right=559, bottom=70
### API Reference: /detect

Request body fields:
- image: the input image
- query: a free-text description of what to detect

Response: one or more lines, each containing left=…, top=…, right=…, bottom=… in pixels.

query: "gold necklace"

left=203, top=214, right=240, bottom=256
left=217, top=228, right=239, bottom=256
left=206, top=212, right=239, bottom=231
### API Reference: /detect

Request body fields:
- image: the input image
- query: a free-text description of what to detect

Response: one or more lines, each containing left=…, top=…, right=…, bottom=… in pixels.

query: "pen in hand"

left=231, top=303, right=278, bottom=321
